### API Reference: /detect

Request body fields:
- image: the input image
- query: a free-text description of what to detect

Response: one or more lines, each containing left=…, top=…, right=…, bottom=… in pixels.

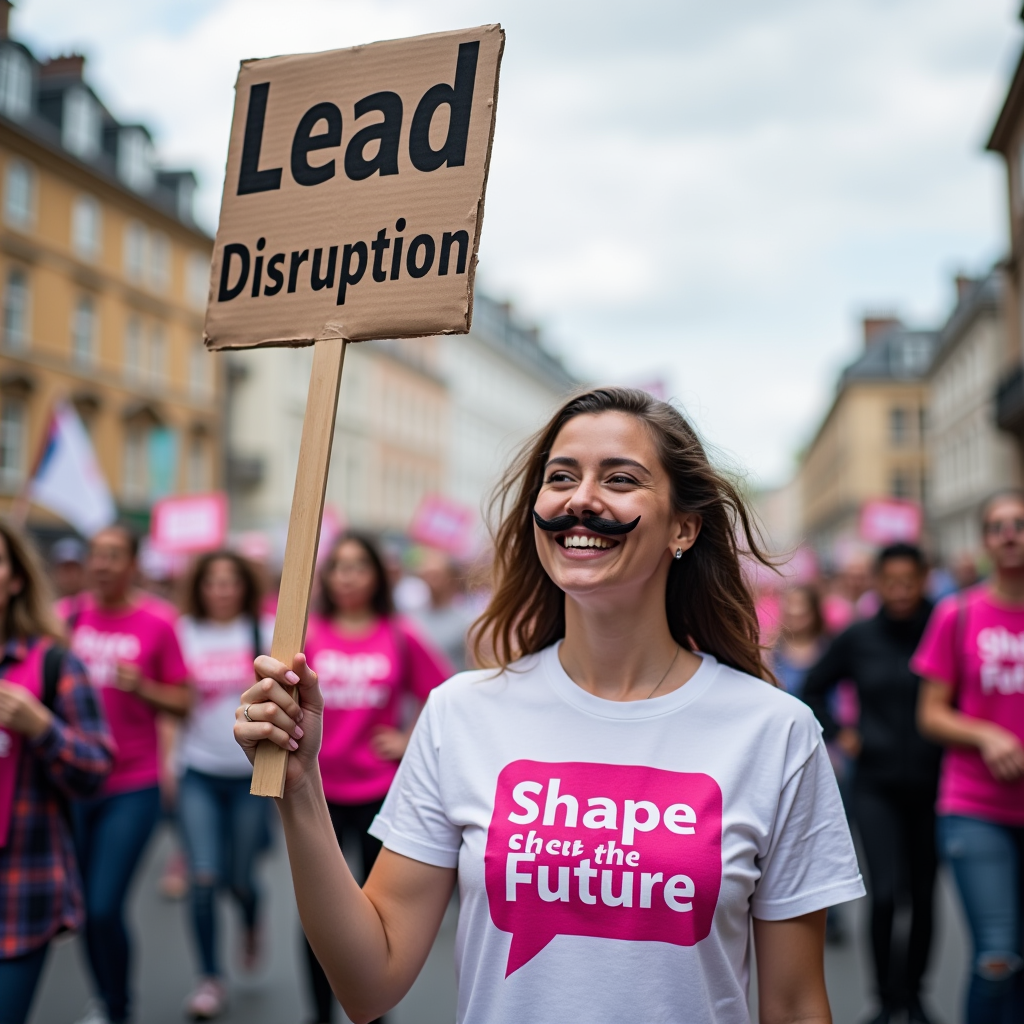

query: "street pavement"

left=30, top=822, right=970, bottom=1024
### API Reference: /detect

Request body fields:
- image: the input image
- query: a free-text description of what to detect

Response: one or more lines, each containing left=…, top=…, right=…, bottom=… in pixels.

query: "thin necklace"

left=647, top=645, right=681, bottom=699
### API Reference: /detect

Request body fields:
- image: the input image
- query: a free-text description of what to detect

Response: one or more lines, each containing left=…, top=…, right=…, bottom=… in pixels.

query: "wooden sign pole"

left=250, top=337, right=347, bottom=798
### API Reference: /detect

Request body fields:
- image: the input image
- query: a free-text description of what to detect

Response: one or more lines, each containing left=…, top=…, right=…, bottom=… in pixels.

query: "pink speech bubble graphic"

left=484, top=760, right=723, bottom=975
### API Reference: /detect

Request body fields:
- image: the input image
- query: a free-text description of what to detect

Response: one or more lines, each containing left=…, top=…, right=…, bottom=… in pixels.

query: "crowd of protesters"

left=759, top=489, right=1024, bottom=1024
left=0, top=519, right=465, bottom=1024
left=0, top=487, right=1022, bottom=1024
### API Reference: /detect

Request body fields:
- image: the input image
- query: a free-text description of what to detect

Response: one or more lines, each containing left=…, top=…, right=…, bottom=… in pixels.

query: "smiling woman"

left=234, top=385, right=864, bottom=1024
left=474, top=386, right=773, bottom=681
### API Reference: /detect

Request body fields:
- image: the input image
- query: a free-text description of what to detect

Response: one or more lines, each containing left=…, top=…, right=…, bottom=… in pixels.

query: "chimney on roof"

left=0, top=1, right=13, bottom=41
left=40, top=54, right=85, bottom=79
left=862, top=315, right=901, bottom=348
left=955, top=274, right=977, bottom=304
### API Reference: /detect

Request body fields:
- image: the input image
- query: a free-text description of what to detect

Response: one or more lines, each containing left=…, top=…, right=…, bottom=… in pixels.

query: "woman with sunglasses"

left=917, top=490, right=1024, bottom=1023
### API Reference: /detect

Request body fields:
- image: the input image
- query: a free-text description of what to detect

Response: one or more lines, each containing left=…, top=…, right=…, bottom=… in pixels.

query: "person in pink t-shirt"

left=63, top=525, right=191, bottom=1024
left=916, top=491, right=1024, bottom=1024
left=300, top=533, right=450, bottom=1024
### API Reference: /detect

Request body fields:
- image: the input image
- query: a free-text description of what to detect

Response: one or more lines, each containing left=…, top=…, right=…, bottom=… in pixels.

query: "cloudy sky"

left=16, top=0, right=1021, bottom=484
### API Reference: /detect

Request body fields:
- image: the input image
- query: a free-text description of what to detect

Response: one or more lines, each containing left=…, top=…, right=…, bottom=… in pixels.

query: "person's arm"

left=0, top=650, right=113, bottom=797
left=918, top=679, right=1024, bottom=782
left=754, top=911, right=831, bottom=1024
left=114, top=662, right=193, bottom=715
left=801, top=634, right=859, bottom=758
left=372, top=622, right=453, bottom=761
left=235, top=654, right=456, bottom=1024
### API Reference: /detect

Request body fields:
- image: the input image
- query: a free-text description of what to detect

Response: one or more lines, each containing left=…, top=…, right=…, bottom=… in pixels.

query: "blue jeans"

left=72, top=785, right=161, bottom=1024
left=178, top=769, right=269, bottom=978
left=938, top=814, right=1024, bottom=1024
left=0, top=944, right=48, bottom=1024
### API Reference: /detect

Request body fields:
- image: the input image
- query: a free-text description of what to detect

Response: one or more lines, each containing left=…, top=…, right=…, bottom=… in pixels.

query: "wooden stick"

left=250, top=337, right=347, bottom=798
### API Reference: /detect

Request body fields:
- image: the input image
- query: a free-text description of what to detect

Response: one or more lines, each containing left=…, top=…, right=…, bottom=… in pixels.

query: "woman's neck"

left=332, top=608, right=379, bottom=635
left=97, top=591, right=131, bottom=612
left=559, top=583, right=701, bottom=702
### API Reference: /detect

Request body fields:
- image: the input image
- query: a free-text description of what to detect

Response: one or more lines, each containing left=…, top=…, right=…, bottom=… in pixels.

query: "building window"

left=187, top=434, right=208, bottom=493
left=124, top=220, right=146, bottom=282
left=72, top=295, right=96, bottom=367
left=897, top=337, right=932, bottom=376
left=890, top=469, right=914, bottom=500
left=62, top=86, right=101, bottom=160
left=189, top=341, right=210, bottom=399
left=149, top=231, right=170, bottom=293
left=148, top=324, right=166, bottom=384
left=3, top=268, right=28, bottom=350
left=123, top=425, right=147, bottom=504
left=124, top=315, right=143, bottom=382
left=186, top=252, right=209, bottom=309
left=0, top=395, right=25, bottom=491
left=71, top=194, right=102, bottom=260
left=116, top=127, right=154, bottom=193
left=0, top=48, right=32, bottom=121
left=3, top=159, right=34, bottom=230
left=890, top=407, right=908, bottom=446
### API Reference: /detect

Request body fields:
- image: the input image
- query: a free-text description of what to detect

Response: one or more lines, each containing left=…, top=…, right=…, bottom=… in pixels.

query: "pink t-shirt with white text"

left=305, top=615, right=451, bottom=805
left=911, top=586, right=1024, bottom=826
left=63, top=598, right=189, bottom=795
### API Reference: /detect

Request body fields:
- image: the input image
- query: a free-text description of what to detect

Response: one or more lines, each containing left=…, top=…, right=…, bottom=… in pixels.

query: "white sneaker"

left=73, top=1002, right=111, bottom=1024
left=185, top=977, right=227, bottom=1020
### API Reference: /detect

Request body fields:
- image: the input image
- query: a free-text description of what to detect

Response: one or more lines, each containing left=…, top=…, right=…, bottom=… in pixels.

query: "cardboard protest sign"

left=204, top=26, right=503, bottom=797
left=204, top=25, right=503, bottom=350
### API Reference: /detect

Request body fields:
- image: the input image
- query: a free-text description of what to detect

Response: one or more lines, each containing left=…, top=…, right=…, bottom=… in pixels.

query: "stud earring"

left=674, top=548, right=683, bottom=560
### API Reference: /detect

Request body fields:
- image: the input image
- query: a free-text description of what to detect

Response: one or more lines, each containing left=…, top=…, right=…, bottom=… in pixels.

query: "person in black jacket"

left=804, top=543, right=941, bottom=1024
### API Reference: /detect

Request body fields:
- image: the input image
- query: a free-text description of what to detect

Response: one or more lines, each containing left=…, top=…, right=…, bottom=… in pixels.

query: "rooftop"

left=0, top=4, right=203, bottom=233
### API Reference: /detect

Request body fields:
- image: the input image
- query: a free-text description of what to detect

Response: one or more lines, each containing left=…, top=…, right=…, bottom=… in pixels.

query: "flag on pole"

left=28, top=402, right=116, bottom=537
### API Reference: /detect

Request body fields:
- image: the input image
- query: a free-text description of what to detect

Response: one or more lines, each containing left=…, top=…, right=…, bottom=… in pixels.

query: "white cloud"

left=14, top=0, right=1020, bottom=482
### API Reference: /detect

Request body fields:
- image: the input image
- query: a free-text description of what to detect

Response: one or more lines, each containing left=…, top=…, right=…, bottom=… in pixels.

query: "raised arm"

left=234, top=654, right=456, bottom=1024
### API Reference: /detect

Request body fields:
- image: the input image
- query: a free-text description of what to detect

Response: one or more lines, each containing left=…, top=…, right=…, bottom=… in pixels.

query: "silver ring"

left=243, top=703, right=253, bottom=722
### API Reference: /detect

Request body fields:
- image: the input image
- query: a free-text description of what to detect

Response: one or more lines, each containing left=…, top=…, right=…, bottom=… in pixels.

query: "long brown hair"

left=0, top=518, right=64, bottom=642
left=472, top=387, right=775, bottom=681
left=316, top=532, right=394, bottom=619
left=183, top=550, right=263, bottom=621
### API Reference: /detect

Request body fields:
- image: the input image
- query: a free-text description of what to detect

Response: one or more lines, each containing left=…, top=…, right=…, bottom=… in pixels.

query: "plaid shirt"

left=0, top=636, right=113, bottom=958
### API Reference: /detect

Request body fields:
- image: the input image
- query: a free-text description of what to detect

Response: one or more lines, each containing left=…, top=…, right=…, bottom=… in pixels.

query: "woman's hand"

left=235, top=653, right=321, bottom=794
left=978, top=724, right=1024, bottom=783
left=0, top=681, right=53, bottom=740
left=371, top=725, right=409, bottom=761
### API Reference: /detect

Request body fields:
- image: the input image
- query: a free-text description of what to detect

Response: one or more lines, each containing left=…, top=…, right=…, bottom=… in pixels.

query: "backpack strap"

left=251, top=616, right=263, bottom=662
left=42, top=644, right=65, bottom=711
left=389, top=617, right=410, bottom=690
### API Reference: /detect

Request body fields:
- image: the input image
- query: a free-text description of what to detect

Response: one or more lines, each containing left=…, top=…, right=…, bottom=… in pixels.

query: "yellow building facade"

left=798, top=321, right=934, bottom=563
left=0, top=39, right=216, bottom=535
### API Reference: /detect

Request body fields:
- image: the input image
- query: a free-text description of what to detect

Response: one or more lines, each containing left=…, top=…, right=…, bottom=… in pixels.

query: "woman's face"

left=0, top=534, right=23, bottom=626
left=780, top=589, right=815, bottom=637
left=533, top=411, right=699, bottom=606
left=983, top=496, right=1024, bottom=573
left=325, top=540, right=379, bottom=615
left=200, top=558, right=246, bottom=622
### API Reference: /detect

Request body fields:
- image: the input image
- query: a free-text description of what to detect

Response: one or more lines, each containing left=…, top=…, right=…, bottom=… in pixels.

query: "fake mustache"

left=532, top=510, right=641, bottom=536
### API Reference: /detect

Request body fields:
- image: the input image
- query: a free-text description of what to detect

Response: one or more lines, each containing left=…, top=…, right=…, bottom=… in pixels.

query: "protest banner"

left=150, top=492, right=228, bottom=553
left=205, top=25, right=503, bottom=796
left=859, top=498, right=922, bottom=546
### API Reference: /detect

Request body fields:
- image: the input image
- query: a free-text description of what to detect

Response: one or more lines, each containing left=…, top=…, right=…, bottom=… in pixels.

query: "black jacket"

left=803, top=602, right=941, bottom=790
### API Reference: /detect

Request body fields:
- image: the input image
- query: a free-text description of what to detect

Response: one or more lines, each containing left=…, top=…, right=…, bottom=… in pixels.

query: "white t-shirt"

left=370, top=643, right=864, bottom=1024
left=177, top=615, right=270, bottom=777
